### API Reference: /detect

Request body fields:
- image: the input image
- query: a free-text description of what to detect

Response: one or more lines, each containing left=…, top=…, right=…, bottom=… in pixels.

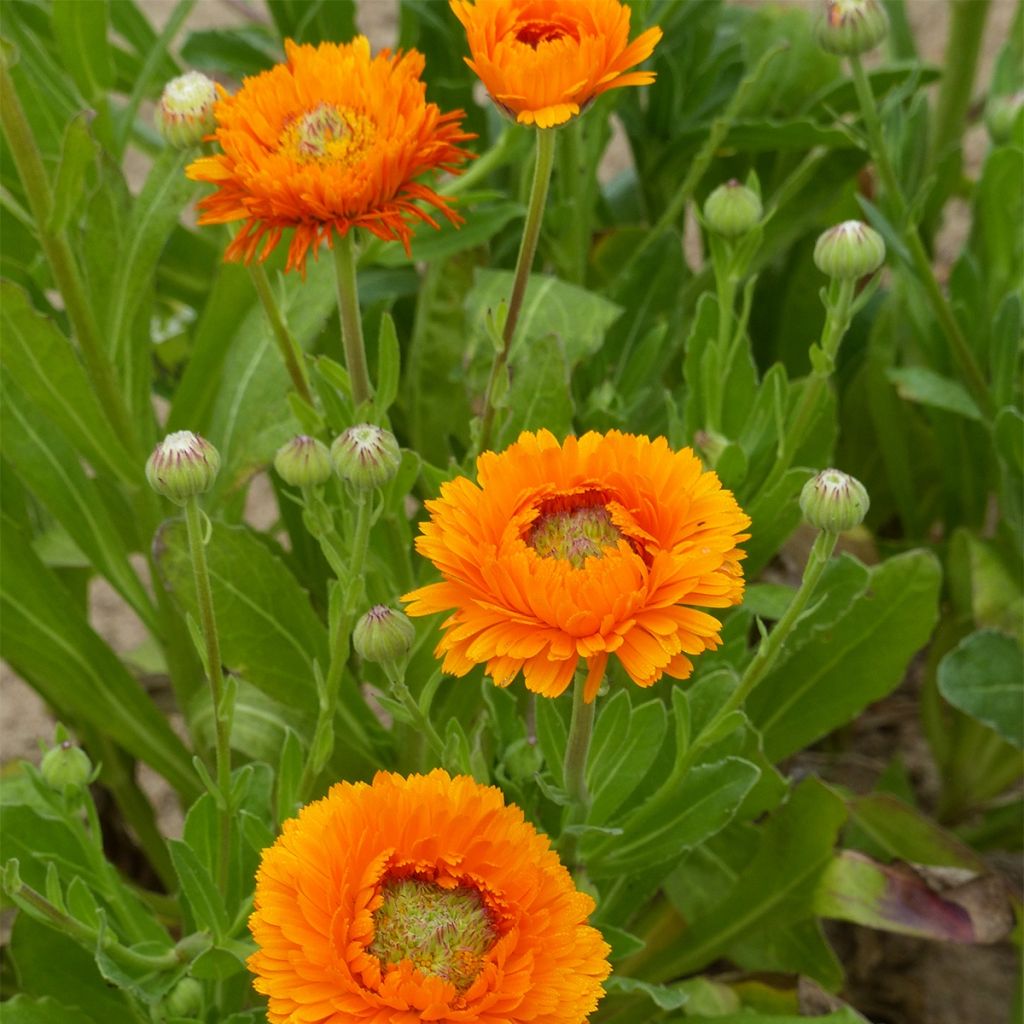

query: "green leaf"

left=494, top=334, right=575, bottom=448
left=886, top=365, right=983, bottom=421
left=156, top=521, right=326, bottom=712
left=0, top=282, right=139, bottom=485
left=0, top=521, right=197, bottom=797
left=586, top=693, right=667, bottom=825
left=645, top=778, right=847, bottom=980
left=604, top=976, right=689, bottom=1010
left=0, top=995, right=98, bottom=1024
left=47, top=113, right=97, bottom=233
left=168, top=839, right=230, bottom=940
left=600, top=923, right=646, bottom=961
left=938, top=629, right=1024, bottom=748
left=584, top=757, right=761, bottom=877
left=180, top=25, right=280, bottom=78
left=535, top=696, right=568, bottom=788
left=683, top=1012, right=866, bottom=1024
left=747, top=550, right=942, bottom=761
left=266, top=0, right=357, bottom=44
left=51, top=0, right=114, bottom=103
left=373, top=312, right=401, bottom=419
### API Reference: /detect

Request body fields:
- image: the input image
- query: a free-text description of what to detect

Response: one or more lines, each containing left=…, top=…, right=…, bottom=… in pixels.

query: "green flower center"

left=369, top=878, right=497, bottom=993
left=528, top=495, right=622, bottom=569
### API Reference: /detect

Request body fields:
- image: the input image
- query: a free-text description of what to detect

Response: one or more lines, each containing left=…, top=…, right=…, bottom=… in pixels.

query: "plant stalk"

left=477, top=127, right=557, bottom=452
left=558, top=671, right=598, bottom=867
left=184, top=496, right=231, bottom=891
left=332, top=231, right=373, bottom=409
left=247, top=262, right=314, bottom=405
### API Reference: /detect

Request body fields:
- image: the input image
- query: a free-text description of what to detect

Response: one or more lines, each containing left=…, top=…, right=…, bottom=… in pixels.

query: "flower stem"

left=297, top=492, right=374, bottom=801
left=184, top=496, right=231, bottom=891
left=247, top=261, right=313, bottom=405
left=382, top=662, right=446, bottom=765
left=0, top=59, right=138, bottom=455
left=847, top=54, right=993, bottom=420
left=332, top=231, right=373, bottom=409
left=558, top=671, right=598, bottom=867
left=674, top=528, right=839, bottom=779
left=477, top=127, right=557, bottom=453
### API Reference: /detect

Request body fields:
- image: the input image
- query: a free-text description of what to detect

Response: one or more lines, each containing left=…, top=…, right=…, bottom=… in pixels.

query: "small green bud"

left=703, top=180, right=763, bottom=239
left=165, top=977, right=204, bottom=1018
left=800, top=468, right=870, bottom=532
left=146, top=431, right=220, bottom=504
left=274, top=435, right=332, bottom=488
left=813, top=220, right=886, bottom=279
left=353, top=605, right=416, bottom=665
left=156, top=71, right=218, bottom=149
left=986, top=90, right=1024, bottom=145
left=331, top=424, right=401, bottom=491
left=816, top=0, right=889, bottom=56
left=41, top=739, right=93, bottom=792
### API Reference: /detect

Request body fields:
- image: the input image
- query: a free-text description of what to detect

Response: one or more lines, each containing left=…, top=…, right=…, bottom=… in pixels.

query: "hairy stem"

left=333, top=231, right=373, bottom=409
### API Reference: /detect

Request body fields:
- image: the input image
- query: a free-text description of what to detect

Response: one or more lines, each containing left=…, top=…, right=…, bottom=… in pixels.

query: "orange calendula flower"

left=249, top=770, right=610, bottom=1023
left=186, top=38, right=473, bottom=274
left=404, top=430, right=750, bottom=702
left=450, top=0, right=662, bottom=129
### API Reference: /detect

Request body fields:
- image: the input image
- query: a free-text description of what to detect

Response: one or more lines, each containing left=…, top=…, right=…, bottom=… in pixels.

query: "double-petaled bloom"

left=451, top=0, right=662, bottom=128
left=186, top=38, right=473, bottom=274
left=249, top=770, right=610, bottom=1023
left=405, top=430, right=751, bottom=701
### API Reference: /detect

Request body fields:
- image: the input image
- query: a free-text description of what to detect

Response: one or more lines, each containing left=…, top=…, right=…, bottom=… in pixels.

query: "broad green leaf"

left=168, top=838, right=230, bottom=940
left=600, top=923, right=646, bottom=962
left=604, top=976, right=689, bottom=1011
left=886, top=365, right=983, bottom=421
left=373, top=312, right=401, bottom=419
left=156, top=521, right=325, bottom=712
left=51, top=0, right=114, bottom=103
left=937, top=629, right=1024, bottom=748
left=494, top=334, right=575, bottom=448
left=47, top=113, right=97, bottom=233
left=0, top=520, right=197, bottom=798
left=645, top=778, right=847, bottom=980
left=266, top=0, right=357, bottom=45
left=682, top=1012, right=866, bottom=1024
left=180, top=25, right=281, bottom=78
left=0, top=383, right=155, bottom=628
left=0, top=995, right=98, bottom=1024
left=584, top=757, right=761, bottom=877
left=536, top=695, right=568, bottom=788
left=747, top=550, right=941, bottom=761
left=586, top=693, right=668, bottom=825
left=0, top=282, right=139, bottom=485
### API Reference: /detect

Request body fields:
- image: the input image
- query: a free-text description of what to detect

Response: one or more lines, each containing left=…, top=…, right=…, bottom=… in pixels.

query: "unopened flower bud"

left=353, top=605, right=416, bottom=665
left=816, top=0, right=889, bottom=56
left=156, top=71, right=218, bottom=149
left=703, top=180, right=763, bottom=238
left=274, top=435, right=332, bottom=488
left=146, top=431, right=220, bottom=504
left=986, top=90, right=1024, bottom=145
left=166, top=977, right=204, bottom=1018
left=41, top=739, right=93, bottom=792
left=813, top=220, right=886, bottom=279
left=800, top=468, right=870, bottom=532
left=331, top=424, right=401, bottom=491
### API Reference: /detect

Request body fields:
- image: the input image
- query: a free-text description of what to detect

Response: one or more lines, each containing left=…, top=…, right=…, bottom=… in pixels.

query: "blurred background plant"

left=0, top=1, right=1021, bottom=1022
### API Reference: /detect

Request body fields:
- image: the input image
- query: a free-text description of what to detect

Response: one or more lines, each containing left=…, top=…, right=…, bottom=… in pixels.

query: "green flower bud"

left=331, top=424, right=401, bottom=491
left=986, top=90, right=1024, bottom=145
left=41, top=739, right=93, bottom=792
left=146, top=431, right=220, bottom=505
left=800, top=468, right=870, bottom=532
left=274, top=435, right=332, bottom=488
left=813, top=220, right=886, bottom=279
left=165, top=977, right=204, bottom=1018
left=703, top=180, right=763, bottom=239
left=353, top=605, right=416, bottom=666
left=156, top=71, right=218, bottom=149
left=816, top=0, right=889, bottom=56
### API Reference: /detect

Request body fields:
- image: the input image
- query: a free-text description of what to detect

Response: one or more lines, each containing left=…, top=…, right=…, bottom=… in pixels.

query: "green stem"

left=848, top=54, right=993, bottom=420
left=557, top=673, right=598, bottom=867
left=383, top=663, right=446, bottom=764
left=708, top=241, right=737, bottom=433
left=297, top=492, right=374, bottom=801
left=477, top=127, right=557, bottom=453
left=247, top=262, right=314, bottom=405
left=184, top=497, right=231, bottom=891
left=674, top=529, right=839, bottom=780
left=332, top=231, right=373, bottom=409
left=0, top=60, right=138, bottom=453
left=930, top=0, right=991, bottom=165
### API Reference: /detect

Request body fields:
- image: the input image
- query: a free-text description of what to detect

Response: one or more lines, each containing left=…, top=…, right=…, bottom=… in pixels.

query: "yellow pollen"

left=279, top=103, right=375, bottom=165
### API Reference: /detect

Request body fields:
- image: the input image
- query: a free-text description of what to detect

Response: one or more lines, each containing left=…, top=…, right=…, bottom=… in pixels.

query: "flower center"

left=528, top=493, right=623, bottom=569
left=369, top=878, right=497, bottom=993
left=514, top=17, right=579, bottom=48
left=279, top=103, right=375, bottom=165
